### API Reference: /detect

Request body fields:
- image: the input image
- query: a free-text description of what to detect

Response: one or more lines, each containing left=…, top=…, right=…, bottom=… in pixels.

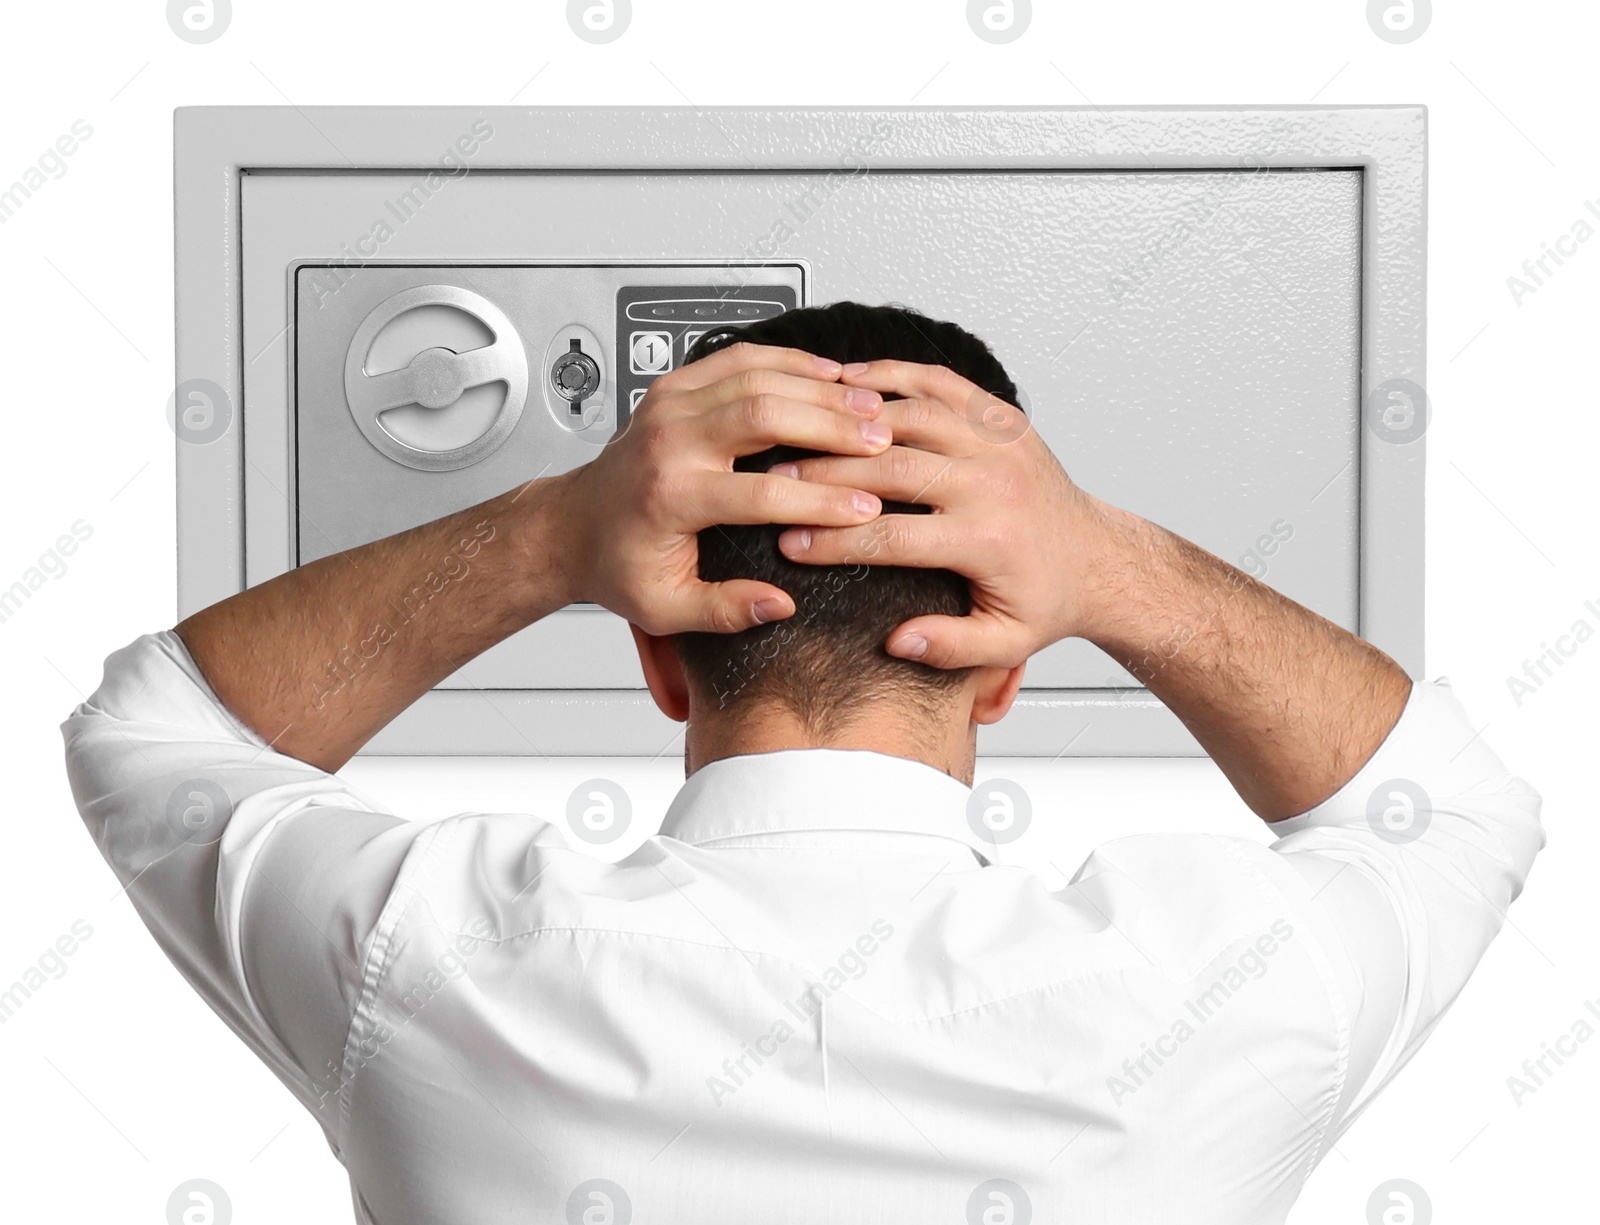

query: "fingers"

left=777, top=513, right=974, bottom=571
left=691, top=472, right=881, bottom=528
left=775, top=446, right=960, bottom=506
left=862, top=394, right=979, bottom=457
left=885, top=612, right=1029, bottom=670
left=687, top=365, right=883, bottom=423
left=839, top=361, right=1027, bottom=455
left=839, top=359, right=978, bottom=406
left=666, top=340, right=843, bottom=394
left=702, top=395, right=894, bottom=460
left=671, top=579, right=796, bottom=635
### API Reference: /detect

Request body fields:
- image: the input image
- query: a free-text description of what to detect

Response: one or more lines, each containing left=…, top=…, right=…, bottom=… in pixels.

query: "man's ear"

left=971, top=663, right=1027, bottom=726
left=630, top=624, right=691, bottom=723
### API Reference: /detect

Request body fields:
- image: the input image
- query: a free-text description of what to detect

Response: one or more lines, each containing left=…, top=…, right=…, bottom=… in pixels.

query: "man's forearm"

left=1079, top=498, right=1413, bottom=821
left=170, top=344, right=886, bottom=774
left=175, top=477, right=573, bottom=773
left=775, top=358, right=1418, bottom=820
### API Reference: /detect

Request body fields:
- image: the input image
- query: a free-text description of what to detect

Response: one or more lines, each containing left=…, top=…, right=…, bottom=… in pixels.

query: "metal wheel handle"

left=344, top=285, right=529, bottom=472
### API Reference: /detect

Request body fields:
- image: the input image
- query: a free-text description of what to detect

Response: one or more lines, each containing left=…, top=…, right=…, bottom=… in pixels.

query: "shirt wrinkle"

left=61, top=632, right=1544, bottom=1225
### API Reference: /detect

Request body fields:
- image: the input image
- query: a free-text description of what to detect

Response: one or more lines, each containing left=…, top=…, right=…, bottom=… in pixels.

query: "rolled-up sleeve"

left=60, top=630, right=424, bottom=1145
left=1269, top=677, right=1545, bottom=1132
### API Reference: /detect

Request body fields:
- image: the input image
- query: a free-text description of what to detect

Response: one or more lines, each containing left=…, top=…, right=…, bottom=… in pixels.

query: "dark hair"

left=676, top=300, right=1021, bottom=731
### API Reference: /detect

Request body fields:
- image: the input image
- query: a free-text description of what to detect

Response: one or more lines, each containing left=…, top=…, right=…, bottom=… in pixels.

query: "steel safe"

left=173, top=106, right=1427, bottom=756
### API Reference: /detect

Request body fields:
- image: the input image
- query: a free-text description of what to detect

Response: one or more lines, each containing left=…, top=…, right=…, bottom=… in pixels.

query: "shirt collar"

left=660, top=748, right=992, bottom=866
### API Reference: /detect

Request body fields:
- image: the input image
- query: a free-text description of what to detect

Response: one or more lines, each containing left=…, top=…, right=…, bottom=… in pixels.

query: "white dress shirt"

left=62, top=631, right=1543, bottom=1225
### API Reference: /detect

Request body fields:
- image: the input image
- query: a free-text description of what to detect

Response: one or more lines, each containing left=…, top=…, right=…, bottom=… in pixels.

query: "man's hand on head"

left=173, top=341, right=890, bottom=772
left=777, top=357, right=1412, bottom=822
left=771, top=360, right=1115, bottom=670
left=554, top=342, right=893, bottom=637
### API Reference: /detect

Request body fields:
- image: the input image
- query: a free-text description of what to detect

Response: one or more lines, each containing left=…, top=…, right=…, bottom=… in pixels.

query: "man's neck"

left=684, top=700, right=976, bottom=786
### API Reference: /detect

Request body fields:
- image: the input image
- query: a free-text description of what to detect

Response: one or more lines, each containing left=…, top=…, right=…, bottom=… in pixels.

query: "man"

left=64, top=303, right=1541, bottom=1224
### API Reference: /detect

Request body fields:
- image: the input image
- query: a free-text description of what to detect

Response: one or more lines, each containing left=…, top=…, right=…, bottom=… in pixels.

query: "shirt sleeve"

left=1267, top=676, right=1544, bottom=1135
left=59, top=630, right=429, bottom=1150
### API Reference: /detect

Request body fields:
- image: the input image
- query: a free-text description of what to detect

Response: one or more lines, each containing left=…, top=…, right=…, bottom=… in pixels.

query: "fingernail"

left=852, top=492, right=879, bottom=515
left=860, top=421, right=891, bottom=446
left=770, top=462, right=800, bottom=478
left=753, top=597, right=790, bottom=624
left=846, top=388, right=881, bottom=413
left=843, top=362, right=870, bottom=377
left=893, top=634, right=929, bottom=660
left=782, top=528, right=812, bottom=553
left=815, top=357, right=843, bottom=376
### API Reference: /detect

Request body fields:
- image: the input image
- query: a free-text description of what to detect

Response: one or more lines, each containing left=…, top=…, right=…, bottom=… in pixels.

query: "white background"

left=0, top=1, right=1594, bottom=1222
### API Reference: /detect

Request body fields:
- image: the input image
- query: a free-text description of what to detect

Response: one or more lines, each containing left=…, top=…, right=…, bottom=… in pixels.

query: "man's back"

left=65, top=633, right=1542, bottom=1225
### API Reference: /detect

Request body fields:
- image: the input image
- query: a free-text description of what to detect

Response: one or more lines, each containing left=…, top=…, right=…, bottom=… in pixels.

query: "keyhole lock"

left=550, top=339, right=602, bottom=414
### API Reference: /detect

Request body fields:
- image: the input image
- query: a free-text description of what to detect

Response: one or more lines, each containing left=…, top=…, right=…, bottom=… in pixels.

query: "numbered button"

left=629, top=331, right=672, bottom=375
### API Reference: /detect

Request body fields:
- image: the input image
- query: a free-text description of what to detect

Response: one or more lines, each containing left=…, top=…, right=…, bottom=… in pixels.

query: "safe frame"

left=173, top=105, right=1426, bottom=757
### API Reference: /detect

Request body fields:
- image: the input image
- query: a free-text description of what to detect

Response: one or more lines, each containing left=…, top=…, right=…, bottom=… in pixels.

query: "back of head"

left=676, top=301, right=1021, bottom=734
